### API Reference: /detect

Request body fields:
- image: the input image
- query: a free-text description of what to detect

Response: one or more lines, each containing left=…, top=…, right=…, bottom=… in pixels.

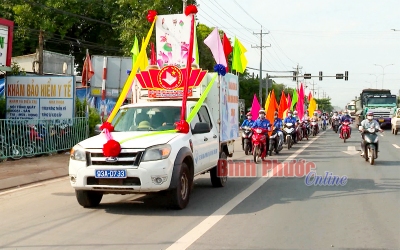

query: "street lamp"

left=374, top=64, right=394, bottom=88
left=369, top=74, right=380, bottom=88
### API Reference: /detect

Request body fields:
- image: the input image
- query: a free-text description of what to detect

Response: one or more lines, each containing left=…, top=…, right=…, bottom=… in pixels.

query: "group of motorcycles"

left=241, top=118, right=323, bottom=163
left=241, top=115, right=381, bottom=165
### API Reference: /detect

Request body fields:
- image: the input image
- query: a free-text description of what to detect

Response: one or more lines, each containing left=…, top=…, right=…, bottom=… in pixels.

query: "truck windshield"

left=347, top=105, right=355, bottom=110
left=111, top=106, right=182, bottom=132
left=366, top=97, right=397, bottom=105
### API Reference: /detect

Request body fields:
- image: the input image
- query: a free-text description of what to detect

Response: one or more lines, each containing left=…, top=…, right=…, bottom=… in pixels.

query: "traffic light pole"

left=252, top=27, right=270, bottom=106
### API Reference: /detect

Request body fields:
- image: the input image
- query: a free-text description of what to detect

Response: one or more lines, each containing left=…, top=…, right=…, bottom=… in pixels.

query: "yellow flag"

left=238, top=40, right=248, bottom=70
left=264, top=91, right=271, bottom=111
left=308, top=98, right=317, bottom=116
left=139, top=37, right=149, bottom=71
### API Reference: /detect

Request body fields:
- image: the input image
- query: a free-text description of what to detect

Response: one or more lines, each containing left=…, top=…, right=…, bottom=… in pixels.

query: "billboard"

left=0, top=18, right=14, bottom=67
left=5, top=76, right=75, bottom=120
left=155, top=14, right=196, bottom=68
left=220, top=74, right=239, bottom=141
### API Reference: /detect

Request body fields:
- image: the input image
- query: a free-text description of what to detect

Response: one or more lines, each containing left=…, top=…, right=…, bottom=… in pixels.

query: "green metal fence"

left=0, top=117, right=89, bottom=161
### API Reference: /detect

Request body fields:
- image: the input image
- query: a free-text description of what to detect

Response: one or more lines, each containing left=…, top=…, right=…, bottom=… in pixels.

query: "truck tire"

left=169, top=162, right=190, bottom=209
left=75, top=190, right=103, bottom=208
left=210, top=152, right=228, bottom=187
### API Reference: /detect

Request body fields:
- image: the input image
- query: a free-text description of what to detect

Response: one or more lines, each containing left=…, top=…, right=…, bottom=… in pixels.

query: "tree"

left=315, top=98, right=333, bottom=112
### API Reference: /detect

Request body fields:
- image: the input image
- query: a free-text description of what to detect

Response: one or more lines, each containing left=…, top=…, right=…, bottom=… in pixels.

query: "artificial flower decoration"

left=100, top=121, right=114, bottom=132
left=185, top=5, right=198, bottom=16
left=102, top=139, right=121, bottom=157
left=175, top=120, right=190, bottom=133
left=214, top=64, right=226, bottom=76
left=147, top=10, right=158, bottom=23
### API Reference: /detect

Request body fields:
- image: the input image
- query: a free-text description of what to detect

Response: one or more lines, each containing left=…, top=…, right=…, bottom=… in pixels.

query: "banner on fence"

left=5, top=76, right=75, bottom=120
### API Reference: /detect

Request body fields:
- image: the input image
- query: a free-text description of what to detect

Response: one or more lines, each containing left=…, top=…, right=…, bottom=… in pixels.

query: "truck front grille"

left=85, top=149, right=144, bottom=167
left=86, top=177, right=141, bottom=186
left=373, top=112, right=390, bottom=118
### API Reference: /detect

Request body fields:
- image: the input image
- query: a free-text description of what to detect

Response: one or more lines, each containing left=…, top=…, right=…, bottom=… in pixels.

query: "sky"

left=195, top=0, right=400, bottom=108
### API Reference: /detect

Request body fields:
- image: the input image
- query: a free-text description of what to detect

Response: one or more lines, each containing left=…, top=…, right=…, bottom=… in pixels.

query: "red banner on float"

left=136, top=65, right=207, bottom=98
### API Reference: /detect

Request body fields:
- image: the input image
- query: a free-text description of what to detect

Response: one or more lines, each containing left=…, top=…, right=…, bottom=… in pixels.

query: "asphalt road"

left=1, top=126, right=399, bottom=250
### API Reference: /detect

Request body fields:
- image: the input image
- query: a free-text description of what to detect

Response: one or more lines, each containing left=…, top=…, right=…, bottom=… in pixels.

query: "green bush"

left=0, top=97, right=6, bottom=119
left=75, top=98, right=101, bottom=137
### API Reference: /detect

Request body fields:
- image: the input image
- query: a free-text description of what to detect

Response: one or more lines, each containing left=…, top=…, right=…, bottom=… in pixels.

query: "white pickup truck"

left=69, top=72, right=239, bottom=209
left=391, top=107, right=400, bottom=135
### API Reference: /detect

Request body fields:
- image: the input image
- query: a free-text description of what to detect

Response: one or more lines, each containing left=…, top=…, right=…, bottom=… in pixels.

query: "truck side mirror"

left=94, top=124, right=102, bottom=135
left=192, top=122, right=210, bottom=134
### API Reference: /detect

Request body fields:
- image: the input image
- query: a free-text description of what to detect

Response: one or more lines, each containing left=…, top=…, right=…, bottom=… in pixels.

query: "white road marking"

left=166, top=132, right=325, bottom=250
left=393, top=144, right=400, bottom=149
left=342, top=146, right=359, bottom=155
left=0, top=177, right=68, bottom=196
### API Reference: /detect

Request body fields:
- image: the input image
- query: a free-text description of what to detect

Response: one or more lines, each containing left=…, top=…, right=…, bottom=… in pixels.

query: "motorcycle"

left=332, top=118, right=340, bottom=133
left=360, top=124, right=380, bottom=165
left=301, top=120, right=309, bottom=140
left=268, top=129, right=283, bottom=156
left=251, top=128, right=268, bottom=163
left=340, top=121, right=351, bottom=143
left=310, top=121, right=318, bottom=136
left=241, top=126, right=253, bottom=155
left=283, top=123, right=295, bottom=149
left=322, top=119, right=327, bottom=131
left=295, top=121, right=303, bottom=141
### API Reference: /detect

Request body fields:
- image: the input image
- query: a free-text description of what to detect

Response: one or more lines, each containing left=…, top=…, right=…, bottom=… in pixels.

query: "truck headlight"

left=70, top=145, right=86, bottom=161
left=142, top=144, right=171, bottom=162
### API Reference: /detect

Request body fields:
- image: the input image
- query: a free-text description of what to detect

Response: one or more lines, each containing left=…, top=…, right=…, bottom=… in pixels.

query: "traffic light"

left=336, top=73, right=344, bottom=79
left=345, top=71, right=348, bottom=81
left=293, top=71, right=296, bottom=81
left=319, top=71, right=323, bottom=81
left=304, top=73, right=311, bottom=79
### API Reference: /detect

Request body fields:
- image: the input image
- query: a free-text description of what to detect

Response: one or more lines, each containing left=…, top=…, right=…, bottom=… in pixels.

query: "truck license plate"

left=95, top=170, right=127, bottom=178
left=379, top=119, right=384, bottom=122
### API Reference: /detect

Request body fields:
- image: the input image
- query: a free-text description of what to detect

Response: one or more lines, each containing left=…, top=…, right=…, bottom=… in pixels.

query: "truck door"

left=190, top=111, right=209, bottom=174
left=197, top=106, right=219, bottom=170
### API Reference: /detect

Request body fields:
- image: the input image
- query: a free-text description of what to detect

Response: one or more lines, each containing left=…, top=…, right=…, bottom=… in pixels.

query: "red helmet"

left=246, top=112, right=252, bottom=116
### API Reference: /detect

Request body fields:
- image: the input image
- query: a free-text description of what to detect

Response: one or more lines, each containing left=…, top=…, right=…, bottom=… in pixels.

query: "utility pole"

left=182, top=0, right=187, bottom=13
left=38, top=30, right=44, bottom=75
left=309, top=80, right=317, bottom=97
left=252, top=26, right=270, bottom=106
left=293, top=64, right=302, bottom=89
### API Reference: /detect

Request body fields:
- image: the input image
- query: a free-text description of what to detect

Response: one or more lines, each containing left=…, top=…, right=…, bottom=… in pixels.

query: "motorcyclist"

left=273, top=111, right=284, bottom=148
left=310, top=111, right=320, bottom=134
left=240, top=112, right=254, bottom=129
left=252, top=109, right=271, bottom=158
left=283, top=110, right=297, bottom=143
left=240, top=112, right=254, bottom=149
left=359, top=111, right=383, bottom=156
left=339, top=111, right=353, bottom=137
left=319, top=112, right=328, bottom=129
left=302, top=111, right=310, bottom=122
left=331, top=111, right=339, bottom=128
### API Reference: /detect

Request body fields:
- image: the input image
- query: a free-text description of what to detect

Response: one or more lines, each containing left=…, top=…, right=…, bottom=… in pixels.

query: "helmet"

left=288, top=110, right=292, bottom=113
left=246, top=112, right=252, bottom=116
left=293, top=111, right=298, bottom=115
left=367, top=111, right=374, bottom=116
left=274, top=111, right=278, bottom=115
left=259, top=109, right=266, bottom=114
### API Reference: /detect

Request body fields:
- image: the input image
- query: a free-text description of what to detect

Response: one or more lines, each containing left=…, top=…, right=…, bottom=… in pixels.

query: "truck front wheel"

left=75, top=190, right=103, bottom=208
left=210, top=152, right=228, bottom=187
left=169, top=162, right=190, bottom=209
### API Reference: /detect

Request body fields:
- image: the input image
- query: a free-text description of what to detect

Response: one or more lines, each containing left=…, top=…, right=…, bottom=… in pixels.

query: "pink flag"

left=250, top=94, right=261, bottom=120
left=296, top=83, right=305, bottom=120
left=287, top=93, right=292, bottom=111
left=204, top=28, right=227, bottom=66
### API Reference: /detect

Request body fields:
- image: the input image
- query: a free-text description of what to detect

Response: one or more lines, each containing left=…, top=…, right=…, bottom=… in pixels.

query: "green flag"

left=130, top=36, right=139, bottom=66
left=291, top=88, right=298, bottom=111
left=232, top=37, right=243, bottom=73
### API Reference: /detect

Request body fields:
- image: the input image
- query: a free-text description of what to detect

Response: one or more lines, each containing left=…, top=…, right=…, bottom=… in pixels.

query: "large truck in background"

left=355, top=88, right=397, bottom=128
left=345, top=101, right=356, bottom=118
